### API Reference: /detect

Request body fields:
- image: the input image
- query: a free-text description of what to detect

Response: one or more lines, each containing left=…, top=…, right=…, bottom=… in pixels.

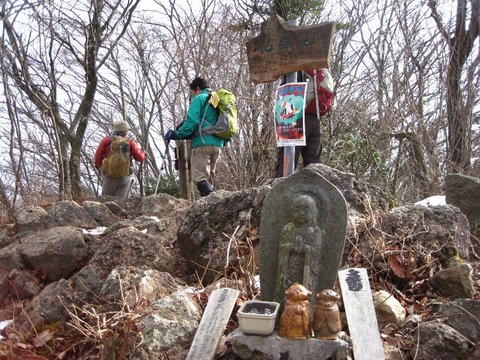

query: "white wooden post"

left=186, top=288, right=240, bottom=360
left=338, top=268, right=385, bottom=360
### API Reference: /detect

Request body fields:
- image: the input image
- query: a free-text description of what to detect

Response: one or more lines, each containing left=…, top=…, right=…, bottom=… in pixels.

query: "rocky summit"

left=0, top=164, right=479, bottom=360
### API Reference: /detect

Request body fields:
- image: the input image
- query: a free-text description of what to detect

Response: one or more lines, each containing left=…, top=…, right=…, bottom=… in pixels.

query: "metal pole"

left=282, top=18, right=299, bottom=177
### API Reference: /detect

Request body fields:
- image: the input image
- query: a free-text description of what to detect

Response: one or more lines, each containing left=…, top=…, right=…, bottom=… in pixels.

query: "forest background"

left=0, top=0, right=478, bottom=219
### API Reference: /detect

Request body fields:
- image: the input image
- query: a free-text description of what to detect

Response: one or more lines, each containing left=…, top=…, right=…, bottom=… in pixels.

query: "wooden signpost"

left=246, top=15, right=335, bottom=84
left=246, top=16, right=335, bottom=177
left=176, top=140, right=193, bottom=201
left=186, top=288, right=240, bottom=360
left=338, top=268, right=385, bottom=360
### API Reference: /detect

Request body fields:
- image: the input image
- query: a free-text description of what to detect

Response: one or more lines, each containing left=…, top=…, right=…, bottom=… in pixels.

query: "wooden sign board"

left=338, top=268, right=385, bottom=360
left=246, top=16, right=335, bottom=84
left=186, top=288, right=240, bottom=360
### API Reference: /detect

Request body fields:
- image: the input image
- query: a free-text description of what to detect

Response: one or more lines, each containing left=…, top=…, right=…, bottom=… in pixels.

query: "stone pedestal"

left=227, top=329, right=349, bottom=360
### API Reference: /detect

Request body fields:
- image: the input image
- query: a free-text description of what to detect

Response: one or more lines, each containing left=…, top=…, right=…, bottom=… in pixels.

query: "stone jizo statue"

left=259, top=169, right=348, bottom=310
left=274, top=194, right=322, bottom=303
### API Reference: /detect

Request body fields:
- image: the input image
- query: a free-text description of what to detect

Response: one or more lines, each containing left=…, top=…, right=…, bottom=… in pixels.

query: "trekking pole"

left=126, top=176, right=135, bottom=198
left=155, top=140, right=170, bottom=194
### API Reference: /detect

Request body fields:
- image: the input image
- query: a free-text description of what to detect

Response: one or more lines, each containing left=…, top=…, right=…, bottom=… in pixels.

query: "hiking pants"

left=102, top=175, right=133, bottom=199
left=191, top=145, right=220, bottom=185
left=275, top=113, right=322, bottom=177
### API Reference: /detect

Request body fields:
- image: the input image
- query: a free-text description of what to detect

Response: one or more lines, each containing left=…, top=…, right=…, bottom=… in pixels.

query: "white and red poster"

left=274, top=82, right=307, bottom=146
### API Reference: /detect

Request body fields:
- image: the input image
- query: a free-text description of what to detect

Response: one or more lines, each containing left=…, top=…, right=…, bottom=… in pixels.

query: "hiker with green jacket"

left=165, top=77, right=224, bottom=196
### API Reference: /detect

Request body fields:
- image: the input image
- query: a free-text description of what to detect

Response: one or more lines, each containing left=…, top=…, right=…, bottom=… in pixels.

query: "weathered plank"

left=186, top=288, right=240, bottom=360
left=176, top=140, right=193, bottom=201
left=338, top=268, right=385, bottom=360
left=246, top=15, right=335, bottom=84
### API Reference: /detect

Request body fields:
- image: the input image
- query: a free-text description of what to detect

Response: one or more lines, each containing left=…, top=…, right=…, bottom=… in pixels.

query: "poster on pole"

left=274, top=82, right=307, bottom=146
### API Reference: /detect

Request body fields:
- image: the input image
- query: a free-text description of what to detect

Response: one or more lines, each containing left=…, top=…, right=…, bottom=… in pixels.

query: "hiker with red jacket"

left=275, top=69, right=334, bottom=177
left=95, top=120, right=145, bottom=198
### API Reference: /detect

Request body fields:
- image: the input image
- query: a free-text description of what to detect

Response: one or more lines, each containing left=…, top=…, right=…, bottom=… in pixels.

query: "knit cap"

left=112, top=120, right=129, bottom=133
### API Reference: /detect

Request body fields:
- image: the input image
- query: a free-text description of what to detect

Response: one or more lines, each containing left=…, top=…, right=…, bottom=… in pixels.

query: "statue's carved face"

left=289, top=194, right=318, bottom=225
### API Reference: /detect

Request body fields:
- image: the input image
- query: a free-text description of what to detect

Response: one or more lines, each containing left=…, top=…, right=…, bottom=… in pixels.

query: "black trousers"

left=275, top=113, right=322, bottom=177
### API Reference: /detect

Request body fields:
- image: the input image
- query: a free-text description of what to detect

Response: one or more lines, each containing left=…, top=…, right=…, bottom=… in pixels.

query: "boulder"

left=45, top=201, right=99, bottom=229
left=437, top=299, right=480, bottom=343
left=20, top=226, right=89, bottom=282
left=133, top=291, right=202, bottom=360
left=429, top=263, right=474, bottom=298
left=373, top=290, right=406, bottom=327
left=381, top=205, right=471, bottom=261
left=14, top=205, right=54, bottom=236
left=445, top=173, right=480, bottom=237
left=82, top=200, right=119, bottom=227
left=410, top=322, right=471, bottom=360
left=177, top=187, right=268, bottom=284
left=99, top=266, right=179, bottom=305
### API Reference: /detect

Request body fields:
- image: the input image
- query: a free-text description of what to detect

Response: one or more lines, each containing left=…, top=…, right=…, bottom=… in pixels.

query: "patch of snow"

left=415, top=195, right=446, bottom=207
left=82, top=226, right=107, bottom=236
left=0, top=319, right=13, bottom=341
left=253, top=275, right=260, bottom=289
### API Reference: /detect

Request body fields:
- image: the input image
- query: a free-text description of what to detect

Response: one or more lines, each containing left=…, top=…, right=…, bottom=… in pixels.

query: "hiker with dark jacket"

left=275, top=69, right=333, bottom=177
left=95, top=120, right=145, bottom=199
left=165, top=77, right=224, bottom=196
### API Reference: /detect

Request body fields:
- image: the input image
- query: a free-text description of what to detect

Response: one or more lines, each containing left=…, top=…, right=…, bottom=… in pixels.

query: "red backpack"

left=304, top=69, right=335, bottom=117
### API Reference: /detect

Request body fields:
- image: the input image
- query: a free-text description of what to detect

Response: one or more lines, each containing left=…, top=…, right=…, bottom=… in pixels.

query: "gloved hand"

left=165, top=129, right=178, bottom=141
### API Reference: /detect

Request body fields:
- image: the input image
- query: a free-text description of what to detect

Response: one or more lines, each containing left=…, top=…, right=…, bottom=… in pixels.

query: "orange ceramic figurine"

left=279, top=283, right=312, bottom=339
left=313, top=289, right=342, bottom=339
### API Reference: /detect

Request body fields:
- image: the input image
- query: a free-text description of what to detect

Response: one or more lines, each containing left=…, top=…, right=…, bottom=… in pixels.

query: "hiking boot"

left=197, top=180, right=214, bottom=196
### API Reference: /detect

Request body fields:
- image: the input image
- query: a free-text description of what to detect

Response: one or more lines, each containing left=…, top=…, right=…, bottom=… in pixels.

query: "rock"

left=82, top=200, right=119, bottom=227
left=45, top=200, right=98, bottom=229
left=308, top=163, right=392, bottom=237
left=437, top=299, right=480, bottom=342
left=10, top=279, right=71, bottom=332
left=90, top=226, right=177, bottom=276
left=373, top=290, right=406, bottom=327
left=178, top=187, right=268, bottom=284
left=445, top=173, right=480, bottom=237
left=135, top=193, right=191, bottom=218
left=228, top=329, right=349, bottom=360
left=0, top=224, right=16, bottom=248
left=410, top=322, right=470, bottom=360
left=133, top=291, right=202, bottom=360
left=0, top=242, right=25, bottom=271
left=104, top=200, right=128, bottom=217
left=14, top=205, right=54, bottom=236
left=107, top=215, right=161, bottom=234
left=20, top=226, right=89, bottom=282
left=381, top=205, right=471, bottom=261
left=9, top=226, right=179, bottom=332
left=383, top=343, right=402, bottom=360
left=468, top=343, right=480, bottom=360
left=429, top=263, right=474, bottom=298
left=99, top=266, right=179, bottom=306
left=4, top=269, right=43, bottom=300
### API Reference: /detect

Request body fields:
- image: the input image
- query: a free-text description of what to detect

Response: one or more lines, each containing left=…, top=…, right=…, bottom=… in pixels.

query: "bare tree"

left=1, top=0, right=140, bottom=200
left=428, top=0, right=480, bottom=172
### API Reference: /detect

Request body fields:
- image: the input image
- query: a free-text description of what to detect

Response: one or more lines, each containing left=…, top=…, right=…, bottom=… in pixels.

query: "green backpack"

left=102, top=136, right=131, bottom=178
left=200, top=88, right=238, bottom=140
